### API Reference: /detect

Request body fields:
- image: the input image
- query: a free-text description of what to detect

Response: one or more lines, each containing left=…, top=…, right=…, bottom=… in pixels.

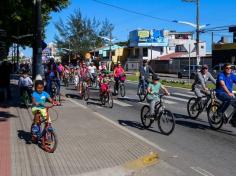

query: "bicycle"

left=114, top=75, right=126, bottom=97
left=100, top=81, right=113, bottom=108
left=140, top=94, right=175, bottom=135
left=81, top=80, right=89, bottom=101
left=187, top=89, right=220, bottom=119
left=51, top=79, right=61, bottom=102
left=31, top=103, right=59, bottom=153
left=90, top=73, right=98, bottom=88
left=20, top=86, right=32, bottom=108
left=137, top=79, right=148, bottom=102
left=207, top=100, right=236, bottom=130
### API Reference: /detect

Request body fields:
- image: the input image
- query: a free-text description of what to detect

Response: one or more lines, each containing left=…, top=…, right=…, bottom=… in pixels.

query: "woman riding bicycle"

left=113, top=63, right=125, bottom=95
left=192, top=64, right=216, bottom=107
left=146, top=74, right=170, bottom=118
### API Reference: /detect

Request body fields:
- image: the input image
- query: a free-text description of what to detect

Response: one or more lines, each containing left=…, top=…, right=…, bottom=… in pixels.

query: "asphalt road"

left=62, top=81, right=236, bottom=176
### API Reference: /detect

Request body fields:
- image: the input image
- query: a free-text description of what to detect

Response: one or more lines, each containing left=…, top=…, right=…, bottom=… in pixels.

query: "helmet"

left=103, top=70, right=110, bottom=75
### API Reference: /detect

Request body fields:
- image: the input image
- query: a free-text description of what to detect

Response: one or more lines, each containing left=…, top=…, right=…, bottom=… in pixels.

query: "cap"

left=152, top=74, right=160, bottom=80
left=202, top=64, right=208, bottom=69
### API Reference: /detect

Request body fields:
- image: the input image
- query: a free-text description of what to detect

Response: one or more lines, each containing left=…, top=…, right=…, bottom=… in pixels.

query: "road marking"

left=113, top=100, right=133, bottom=107
left=139, top=99, right=176, bottom=105
left=166, top=96, right=188, bottom=102
left=173, top=92, right=193, bottom=98
left=92, top=111, right=166, bottom=152
left=67, top=98, right=88, bottom=109
left=186, top=91, right=195, bottom=95
left=191, top=167, right=215, bottom=176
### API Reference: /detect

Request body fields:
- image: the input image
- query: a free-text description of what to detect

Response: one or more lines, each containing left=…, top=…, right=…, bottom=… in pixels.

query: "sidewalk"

left=0, top=78, right=185, bottom=176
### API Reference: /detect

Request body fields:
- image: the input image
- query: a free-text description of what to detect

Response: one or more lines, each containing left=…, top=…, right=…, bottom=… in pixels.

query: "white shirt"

left=88, top=66, right=96, bottom=74
left=19, top=76, right=33, bottom=87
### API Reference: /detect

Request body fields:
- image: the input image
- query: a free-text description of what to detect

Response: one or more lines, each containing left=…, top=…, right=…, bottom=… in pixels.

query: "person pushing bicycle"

left=192, top=64, right=216, bottom=107
left=146, top=74, right=170, bottom=118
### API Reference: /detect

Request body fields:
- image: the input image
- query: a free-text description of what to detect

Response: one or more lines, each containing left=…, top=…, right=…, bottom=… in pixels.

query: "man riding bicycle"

left=138, top=59, right=155, bottom=94
left=192, top=64, right=216, bottom=107
left=215, top=63, right=236, bottom=127
left=113, top=63, right=125, bottom=95
left=79, top=62, right=90, bottom=94
left=46, top=58, right=60, bottom=97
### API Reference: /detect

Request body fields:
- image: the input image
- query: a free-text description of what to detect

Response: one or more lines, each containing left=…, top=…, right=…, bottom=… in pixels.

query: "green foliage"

left=54, top=9, right=115, bottom=56
left=0, top=0, right=69, bottom=50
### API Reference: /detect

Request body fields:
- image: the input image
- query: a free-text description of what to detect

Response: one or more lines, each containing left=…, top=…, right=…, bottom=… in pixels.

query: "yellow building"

left=112, top=47, right=129, bottom=64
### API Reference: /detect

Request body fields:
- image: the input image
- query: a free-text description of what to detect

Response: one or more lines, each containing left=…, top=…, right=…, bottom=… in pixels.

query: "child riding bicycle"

left=31, top=80, right=58, bottom=130
left=99, top=70, right=112, bottom=96
left=146, top=74, right=170, bottom=118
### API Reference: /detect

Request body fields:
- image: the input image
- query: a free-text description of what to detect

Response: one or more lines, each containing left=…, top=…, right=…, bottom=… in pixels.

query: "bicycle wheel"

left=120, top=84, right=126, bottom=97
left=207, top=104, right=224, bottom=130
left=158, top=109, right=175, bottom=135
left=84, top=87, right=90, bottom=101
left=140, top=105, right=154, bottom=128
left=138, top=87, right=146, bottom=102
left=107, top=92, right=113, bottom=108
left=42, top=130, right=58, bottom=153
left=101, top=95, right=106, bottom=105
left=187, top=97, right=201, bottom=119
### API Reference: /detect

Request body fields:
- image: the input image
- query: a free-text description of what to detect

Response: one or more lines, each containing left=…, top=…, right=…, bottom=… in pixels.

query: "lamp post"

left=173, top=19, right=209, bottom=66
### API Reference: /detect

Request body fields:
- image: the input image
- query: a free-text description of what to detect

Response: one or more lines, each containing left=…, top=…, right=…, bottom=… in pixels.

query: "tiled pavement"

left=0, top=78, right=185, bottom=176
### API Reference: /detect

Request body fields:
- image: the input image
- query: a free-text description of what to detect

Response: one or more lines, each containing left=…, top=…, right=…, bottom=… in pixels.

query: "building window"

left=135, top=48, right=139, bottom=57
left=143, top=48, right=148, bottom=57
left=201, top=45, right=204, bottom=49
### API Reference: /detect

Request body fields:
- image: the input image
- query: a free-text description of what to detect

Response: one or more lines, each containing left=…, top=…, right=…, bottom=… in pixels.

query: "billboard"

left=129, top=29, right=168, bottom=47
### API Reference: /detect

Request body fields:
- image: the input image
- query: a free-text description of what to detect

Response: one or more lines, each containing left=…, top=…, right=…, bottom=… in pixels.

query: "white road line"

left=191, top=167, right=215, bottom=176
left=173, top=92, right=193, bottom=98
left=139, top=99, right=176, bottom=105
left=186, top=91, right=195, bottom=95
left=93, top=111, right=166, bottom=152
left=166, top=96, right=188, bottom=102
left=113, top=100, right=133, bottom=107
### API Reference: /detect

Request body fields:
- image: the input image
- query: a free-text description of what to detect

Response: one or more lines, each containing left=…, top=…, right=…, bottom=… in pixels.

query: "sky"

left=23, top=0, right=236, bottom=57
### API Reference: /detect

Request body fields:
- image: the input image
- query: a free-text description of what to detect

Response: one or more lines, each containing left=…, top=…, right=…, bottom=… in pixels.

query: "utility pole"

left=32, top=0, right=42, bottom=80
left=109, top=30, right=112, bottom=62
left=196, top=0, right=200, bottom=65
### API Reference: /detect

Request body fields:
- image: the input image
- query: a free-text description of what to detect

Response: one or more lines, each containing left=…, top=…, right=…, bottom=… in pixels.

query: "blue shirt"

left=216, top=72, right=236, bottom=93
left=32, top=91, right=50, bottom=108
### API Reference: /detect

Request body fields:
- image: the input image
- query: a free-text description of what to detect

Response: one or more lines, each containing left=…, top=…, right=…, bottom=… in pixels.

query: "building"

left=126, top=29, right=206, bottom=71
left=212, top=26, right=236, bottom=66
left=42, top=42, right=61, bottom=62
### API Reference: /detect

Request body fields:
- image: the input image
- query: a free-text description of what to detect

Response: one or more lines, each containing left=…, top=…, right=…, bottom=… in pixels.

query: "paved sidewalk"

left=1, top=78, right=186, bottom=176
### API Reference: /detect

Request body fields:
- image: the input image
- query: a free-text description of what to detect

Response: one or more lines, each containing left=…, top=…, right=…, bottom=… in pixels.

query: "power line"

left=92, top=0, right=175, bottom=23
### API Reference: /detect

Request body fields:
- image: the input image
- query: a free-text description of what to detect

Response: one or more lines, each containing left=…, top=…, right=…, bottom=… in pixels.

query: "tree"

left=54, top=9, right=115, bottom=58
left=0, top=0, right=69, bottom=59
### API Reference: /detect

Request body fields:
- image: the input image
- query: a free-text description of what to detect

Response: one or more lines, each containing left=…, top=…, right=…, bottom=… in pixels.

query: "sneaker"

left=149, top=114, right=155, bottom=120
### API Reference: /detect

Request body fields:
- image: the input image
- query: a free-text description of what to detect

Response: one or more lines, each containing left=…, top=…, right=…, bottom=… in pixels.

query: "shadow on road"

left=174, top=113, right=236, bottom=137
left=17, top=130, right=32, bottom=144
left=118, top=119, right=162, bottom=134
left=65, top=93, right=82, bottom=100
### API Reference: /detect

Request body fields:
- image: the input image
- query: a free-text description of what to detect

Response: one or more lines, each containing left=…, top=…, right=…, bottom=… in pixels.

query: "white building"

left=127, top=29, right=206, bottom=70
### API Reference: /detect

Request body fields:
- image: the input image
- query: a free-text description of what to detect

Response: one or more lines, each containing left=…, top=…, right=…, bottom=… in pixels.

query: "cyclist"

left=18, top=70, right=33, bottom=100
left=99, top=62, right=107, bottom=73
left=146, top=74, right=170, bottom=118
left=31, top=80, right=56, bottom=129
left=113, top=63, right=125, bottom=95
left=215, top=63, right=236, bottom=127
left=46, top=58, right=60, bottom=97
left=88, top=62, right=97, bottom=86
left=192, top=64, right=216, bottom=107
left=99, top=70, right=111, bottom=96
left=138, top=59, right=155, bottom=94
left=79, top=62, right=90, bottom=94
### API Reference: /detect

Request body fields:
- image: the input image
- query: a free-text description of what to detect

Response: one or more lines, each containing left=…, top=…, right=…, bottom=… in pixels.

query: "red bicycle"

left=100, top=81, right=113, bottom=108
left=31, top=103, right=59, bottom=153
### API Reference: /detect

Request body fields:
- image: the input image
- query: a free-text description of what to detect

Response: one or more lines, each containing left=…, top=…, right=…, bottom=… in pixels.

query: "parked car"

left=177, top=65, right=202, bottom=79
left=211, top=64, right=236, bottom=78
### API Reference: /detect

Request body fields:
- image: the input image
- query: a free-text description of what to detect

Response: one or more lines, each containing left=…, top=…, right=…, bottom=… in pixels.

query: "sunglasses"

left=203, top=67, right=208, bottom=70
left=225, top=67, right=231, bottom=70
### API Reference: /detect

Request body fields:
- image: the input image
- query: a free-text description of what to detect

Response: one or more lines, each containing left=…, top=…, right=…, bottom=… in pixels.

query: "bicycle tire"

left=108, top=92, right=113, bottom=108
left=84, top=87, right=90, bottom=101
left=158, top=109, right=175, bottom=135
left=187, top=97, right=201, bottom=119
left=138, top=86, right=146, bottom=102
left=120, top=84, right=126, bottom=97
left=140, top=105, right=154, bottom=128
left=207, top=104, right=224, bottom=130
left=42, top=131, right=58, bottom=153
